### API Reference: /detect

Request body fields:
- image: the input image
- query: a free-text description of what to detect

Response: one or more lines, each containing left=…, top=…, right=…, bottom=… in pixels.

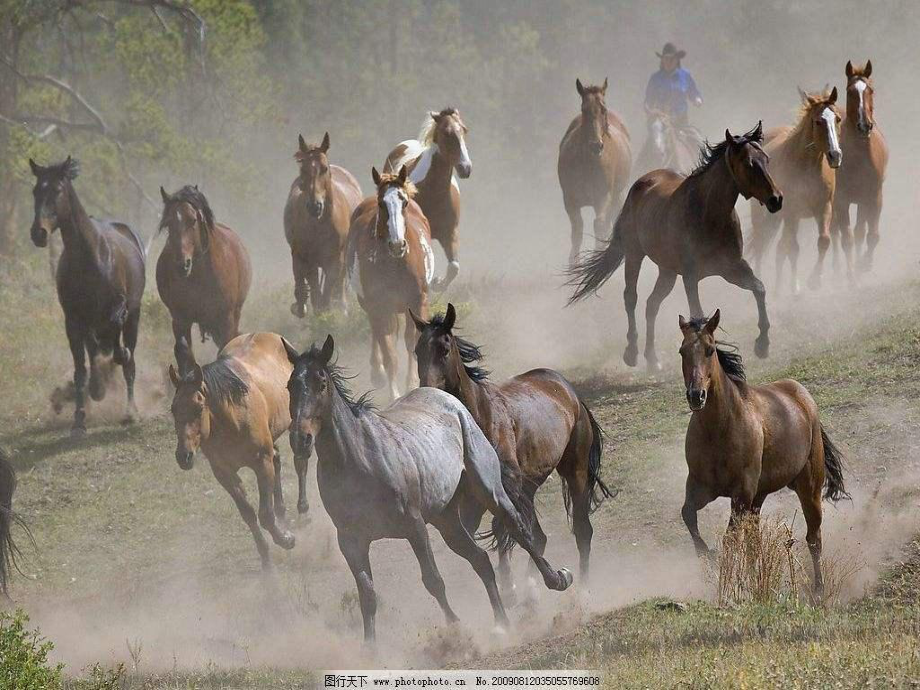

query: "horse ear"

left=845, top=60, right=854, bottom=79
left=753, top=120, right=763, bottom=141
left=298, top=134, right=308, bottom=153
left=797, top=86, right=809, bottom=104
left=576, top=78, right=585, bottom=97
left=190, top=363, right=203, bottom=387
left=725, top=128, right=733, bottom=142
left=28, top=158, right=42, bottom=176
left=371, top=166, right=382, bottom=186
left=397, top=165, right=408, bottom=185
left=601, top=77, right=608, bottom=95
left=320, top=132, right=330, bottom=153
left=443, top=303, right=457, bottom=331
left=320, top=334, right=335, bottom=365
left=282, top=338, right=300, bottom=365
left=678, top=315, right=689, bottom=330
left=408, top=308, right=428, bottom=331
left=705, top=309, right=721, bottom=335
left=864, top=60, right=872, bottom=77
left=429, top=110, right=440, bottom=122
left=160, top=186, right=170, bottom=205
left=828, top=86, right=838, bottom=104
left=168, top=364, right=180, bottom=389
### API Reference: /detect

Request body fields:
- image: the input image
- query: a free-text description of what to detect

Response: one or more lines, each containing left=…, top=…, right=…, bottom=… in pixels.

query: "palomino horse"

left=384, top=107, right=470, bottom=290
left=568, top=123, right=782, bottom=369
left=29, top=157, right=146, bottom=436
left=0, top=448, right=28, bottom=600
left=284, top=335, right=573, bottom=641
left=157, top=186, right=252, bottom=375
left=285, top=133, right=363, bottom=316
left=833, top=60, right=888, bottom=277
left=634, top=108, right=699, bottom=176
left=168, top=333, right=301, bottom=568
left=678, top=311, right=849, bottom=595
left=349, top=166, right=434, bottom=401
left=412, top=304, right=613, bottom=594
left=558, top=78, right=631, bottom=266
left=748, top=88, right=843, bottom=292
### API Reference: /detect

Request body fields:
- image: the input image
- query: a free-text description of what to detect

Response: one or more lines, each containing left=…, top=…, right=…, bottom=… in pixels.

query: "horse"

left=157, top=185, right=252, bottom=376
left=285, top=133, right=363, bottom=317
left=0, top=448, right=28, bottom=600
left=283, top=335, right=573, bottom=642
left=383, top=107, right=471, bottom=291
left=634, top=108, right=698, bottom=176
left=568, top=123, right=782, bottom=370
left=29, top=157, right=146, bottom=437
left=677, top=310, right=849, bottom=595
left=832, top=60, right=888, bottom=277
left=412, top=304, right=613, bottom=595
left=168, top=332, right=302, bottom=568
left=747, top=88, right=843, bottom=293
left=557, top=78, right=631, bottom=266
left=348, top=166, right=434, bottom=401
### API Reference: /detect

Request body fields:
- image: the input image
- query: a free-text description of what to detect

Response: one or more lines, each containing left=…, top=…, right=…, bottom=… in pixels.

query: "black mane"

left=689, top=122, right=764, bottom=179
left=201, top=358, right=249, bottom=406
left=39, top=157, right=80, bottom=181
left=430, top=313, right=490, bottom=382
left=300, top=345, right=375, bottom=416
left=160, top=185, right=215, bottom=230
left=684, top=317, right=747, bottom=383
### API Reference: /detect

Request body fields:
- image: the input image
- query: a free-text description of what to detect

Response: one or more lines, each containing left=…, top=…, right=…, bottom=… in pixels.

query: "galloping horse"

left=29, top=157, right=146, bottom=436
left=677, top=311, right=848, bottom=595
left=168, top=333, right=300, bottom=568
left=634, top=108, right=698, bottom=176
left=568, top=124, right=782, bottom=369
left=285, top=133, right=362, bottom=316
left=748, top=88, right=843, bottom=292
left=284, top=335, right=573, bottom=641
left=349, top=167, right=434, bottom=401
left=558, top=79, right=631, bottom=265
left=384, top=107, right=471, bottom=290
left=158, top=186, right=252, bottom=375
left=0, top=448, right=27, bottom=600
left=833, top=60, right=888, bottom=276
left=412, top=304, right=612, bottom=594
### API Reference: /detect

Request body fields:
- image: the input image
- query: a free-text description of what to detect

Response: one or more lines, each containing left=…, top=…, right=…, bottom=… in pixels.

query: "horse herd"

left=2, top=59, right=882, bottom=641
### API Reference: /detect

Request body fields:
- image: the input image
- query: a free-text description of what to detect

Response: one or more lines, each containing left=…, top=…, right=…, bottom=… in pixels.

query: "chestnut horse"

left=158, top=186, right=252, bottom=376
left=168, top=332, right=301, bottom=568
left=348, top=166, right=434, bottom=401
left=558, top=79, right=631, bottom=265
left=678, top=311, right=849, bottom=595
left=412, top=304, right=612, bottom=593
left=384, top=108, right=470, bottom=290
left=568, top=124, right=782, bottom=369
left=748, top=88, right=843, bottom=292
left=285, top=133, right=363, bottom=316
left=29, top=157, right=146, bottom=436
left=634, top=108, right=698, bottom=176
left=833, top=60, right=888, bottom=276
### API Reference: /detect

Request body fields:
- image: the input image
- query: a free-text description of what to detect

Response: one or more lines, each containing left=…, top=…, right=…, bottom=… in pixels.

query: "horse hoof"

left=754, top=337, right=770, bottom=360
left=297, top=501, right=310, bottom=516
left=276, top=531, right=296, bottom=550
left=290, top=302, right=306, bottom=319
left=623, top=346, right=638, bottom=368
left=70, top=425, right=87, bottom=439
left=646, top=358, right=662, bottom=373
left=557, top=568, right=574, bottom=591
left=121, top=414, right=136, bottom=426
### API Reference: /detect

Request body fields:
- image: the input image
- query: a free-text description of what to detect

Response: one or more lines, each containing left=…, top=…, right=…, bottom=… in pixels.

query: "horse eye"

left=705, top=347, right=715, bottom=357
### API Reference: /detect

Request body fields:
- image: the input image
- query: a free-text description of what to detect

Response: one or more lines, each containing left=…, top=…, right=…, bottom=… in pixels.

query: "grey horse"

left=284, top=335, right=573, bottom=642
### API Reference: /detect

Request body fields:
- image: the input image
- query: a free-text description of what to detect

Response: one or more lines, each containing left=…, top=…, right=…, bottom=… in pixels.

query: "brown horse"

left=29, top=157, right=146, bottom=436
left=384, top=108, right=470, bottom=290
left=157, top=186, right=252, bottom=376
left=168, top=332, right=301, bottom=568
left=285, top=133, right=363, bottom=317
left=833, top=60, right=888, bottom=276
left=634, top=108, right=699, bottom=176
left=677, top=311, right=848, bottom=595
left=568, top=124, right=782, bottom=369
left=412, top=304, right=612, bottom=594
left=349, top=166, right=434, bottom=401
left=748, top=88, right=843, bottom=292
left=558, top=78, right=631, bottom=266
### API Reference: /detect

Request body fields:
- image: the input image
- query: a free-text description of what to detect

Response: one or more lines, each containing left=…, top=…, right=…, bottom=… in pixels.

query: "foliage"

left=0, top=610, right=63, bottom=690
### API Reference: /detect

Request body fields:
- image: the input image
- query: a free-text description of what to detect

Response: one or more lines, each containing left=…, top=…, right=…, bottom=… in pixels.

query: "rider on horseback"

left=645, top=43, right=704, bottom=150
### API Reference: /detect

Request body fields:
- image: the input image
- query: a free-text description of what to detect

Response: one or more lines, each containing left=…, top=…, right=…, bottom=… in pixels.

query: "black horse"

left=30, top=157, right=146, bottom=436
left=0, top=448, right=27, bottom=599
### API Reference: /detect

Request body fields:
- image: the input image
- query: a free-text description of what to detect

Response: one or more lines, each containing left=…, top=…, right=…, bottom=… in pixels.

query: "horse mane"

left=684, top=317, right=747, bottom=383
left=43, top=158, right=81, bottom=180
left=376, top=173, right=418, bottom=199
left=789, top=90, right=840, bottom=144
left=418, top=107, right=460, bottom=146
left=201, top=358, right=249, bottom=406
left=580, top=84, right=607, bottom=97
left=299, top=343, right=375, bottom=416
left=430, top=313, right=490, bottom=382
left=689, top=122, right=764, bottom=178
left=160, top=185, right=216, bottom=230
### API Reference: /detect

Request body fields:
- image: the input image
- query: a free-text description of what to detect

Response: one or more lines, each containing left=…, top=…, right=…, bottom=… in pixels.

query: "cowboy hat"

left=656, top=42, right=686, bottom=60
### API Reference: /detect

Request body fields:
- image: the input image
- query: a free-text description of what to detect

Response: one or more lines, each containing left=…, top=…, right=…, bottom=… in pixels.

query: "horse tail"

left=566, top=213, right=625, bottom=304
left=821, top=425, right=850, bottom=502
left=0, top=448, right=28, bottom=598
left=582, top=403, right=616, bottom=513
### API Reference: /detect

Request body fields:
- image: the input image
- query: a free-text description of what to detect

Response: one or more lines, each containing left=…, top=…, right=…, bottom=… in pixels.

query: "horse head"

left=577, top=78, right=610, bottom=156
left=295, top=132, right=332, bottom=218
left=168, top=363, right=210, bottom=470
left=678, top=311, right=722, bottom=411
left=284, top=334, right=336, bottom=459
left=159, top=185, right=214, bottom=277
left=371, top=165, right=416, bottom=259
left=28, top=156, right=79, bottom=247
left=428, top=107, right=471, bottom=178
left=845, top=60, right=875, bottom=137
left=723, top=122, right=783, bottom=213
left=799, top=86, right=843, bottom=168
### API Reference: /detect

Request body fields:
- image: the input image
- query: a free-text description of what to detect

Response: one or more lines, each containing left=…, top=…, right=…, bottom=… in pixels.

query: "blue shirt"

left=645, top=68, right=701, bottom=118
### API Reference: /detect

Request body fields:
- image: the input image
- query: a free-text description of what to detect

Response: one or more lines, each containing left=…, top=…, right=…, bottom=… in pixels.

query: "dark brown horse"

left=833, top=61, right=888, bottom=276
left=677, top=311, right=848, bottom=595
left=157, top=186, right=252, bottom=376
left=169, top=332, right=299, bottom=567
left=29, top=157, right=146, bottom=436
left=634, top=108, right=698, bottom=176
left=568, top=124, right=782, bottom=369
left=412, top=304, right=612, bottom=594
left=285, top=133, right=363, bottom=316
left=748, top=88, right=843, bottom=292
left=558, top=79, right=631, bottom=265
left=384, top=108, right=470, bottom=290
left=349, top=166, right=434, bottom=401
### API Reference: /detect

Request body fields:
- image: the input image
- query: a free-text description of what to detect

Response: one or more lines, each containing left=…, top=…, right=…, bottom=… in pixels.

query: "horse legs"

left=368, top=316, right=389, bottom=393
left=253, top=450, right=295, bottom=550
left=64, top=316, right=88, bottom=437
left=306, top=265, right=322, bottom=314
left=682, top=477, right=716, bottom=558
left=271, top=446, right=287, bottom=523
left=861, top=197, right=882, bottom=273
left=433, top=234, right=461, bottom=292
left=807, top=201, right=834, bottom=290
left=593, top=195, right=615, bottom=249
left=373, top=314, right=400, bottom=401
left=338, top=534, right=377, bottom=642
left=120, top=309, right=140, bottom=423
left=290, top=255, right=308, bottom=318
left=644, top=269, right=678, bottom=371
left=213, top=467, right=271, bottom=569
left=325, top=256, right=346, bottom=312
left=622, top=253, right=644, bottom=367
left=853, top=203, right=868, bottom=263
left=565, top=202, right=584, bottom=267
left=681, top=271, right=704, bottom=318
left=293, top=452, right=310, bottom=516
left=172, top=320, right=195, bottom=377
left=721, top=260, right=770, bottom=359
left=778, top=217, right=801, bottom=295
left=85, top=332, right=106, bottom=403
left=792, top=477, right=825, bottom=597
left=407, top=515, right=460, bottom=625
left=833, top=200, right=856, bottom=285
left=404, top=295, right=427, bottom=392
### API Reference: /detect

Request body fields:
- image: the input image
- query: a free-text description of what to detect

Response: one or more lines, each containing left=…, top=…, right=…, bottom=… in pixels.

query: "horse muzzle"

left=290, top=430, right=314, bottom=458
left=30, top=224, right=49, bottom=247
left=857, top=121, right=873, bottom=136
left=388, top=240, right=408, bottom=259
left=826, top=150, right=843, bottom=169
left=180, top=258, right=193, bottom=277
left=766, top=194, right=783, bottom=214
left=455, top=162, right=472, bottom=179
left=308, top=200, right=325, bottom=219
left=686, top=388, right=707, bottom=411
left=176, top=449, right=195, bottom=470
left=590, top=141, right=605, bottom=156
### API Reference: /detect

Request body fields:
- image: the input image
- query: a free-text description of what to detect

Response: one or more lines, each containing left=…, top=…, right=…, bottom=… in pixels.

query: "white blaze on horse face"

left=458, top=131, right=471, bottom=169
left=382, top=186, right=407, bottom=248
left=820, top=107, right=842, bottom=165
left=854, top=80, right=868, bottom=123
